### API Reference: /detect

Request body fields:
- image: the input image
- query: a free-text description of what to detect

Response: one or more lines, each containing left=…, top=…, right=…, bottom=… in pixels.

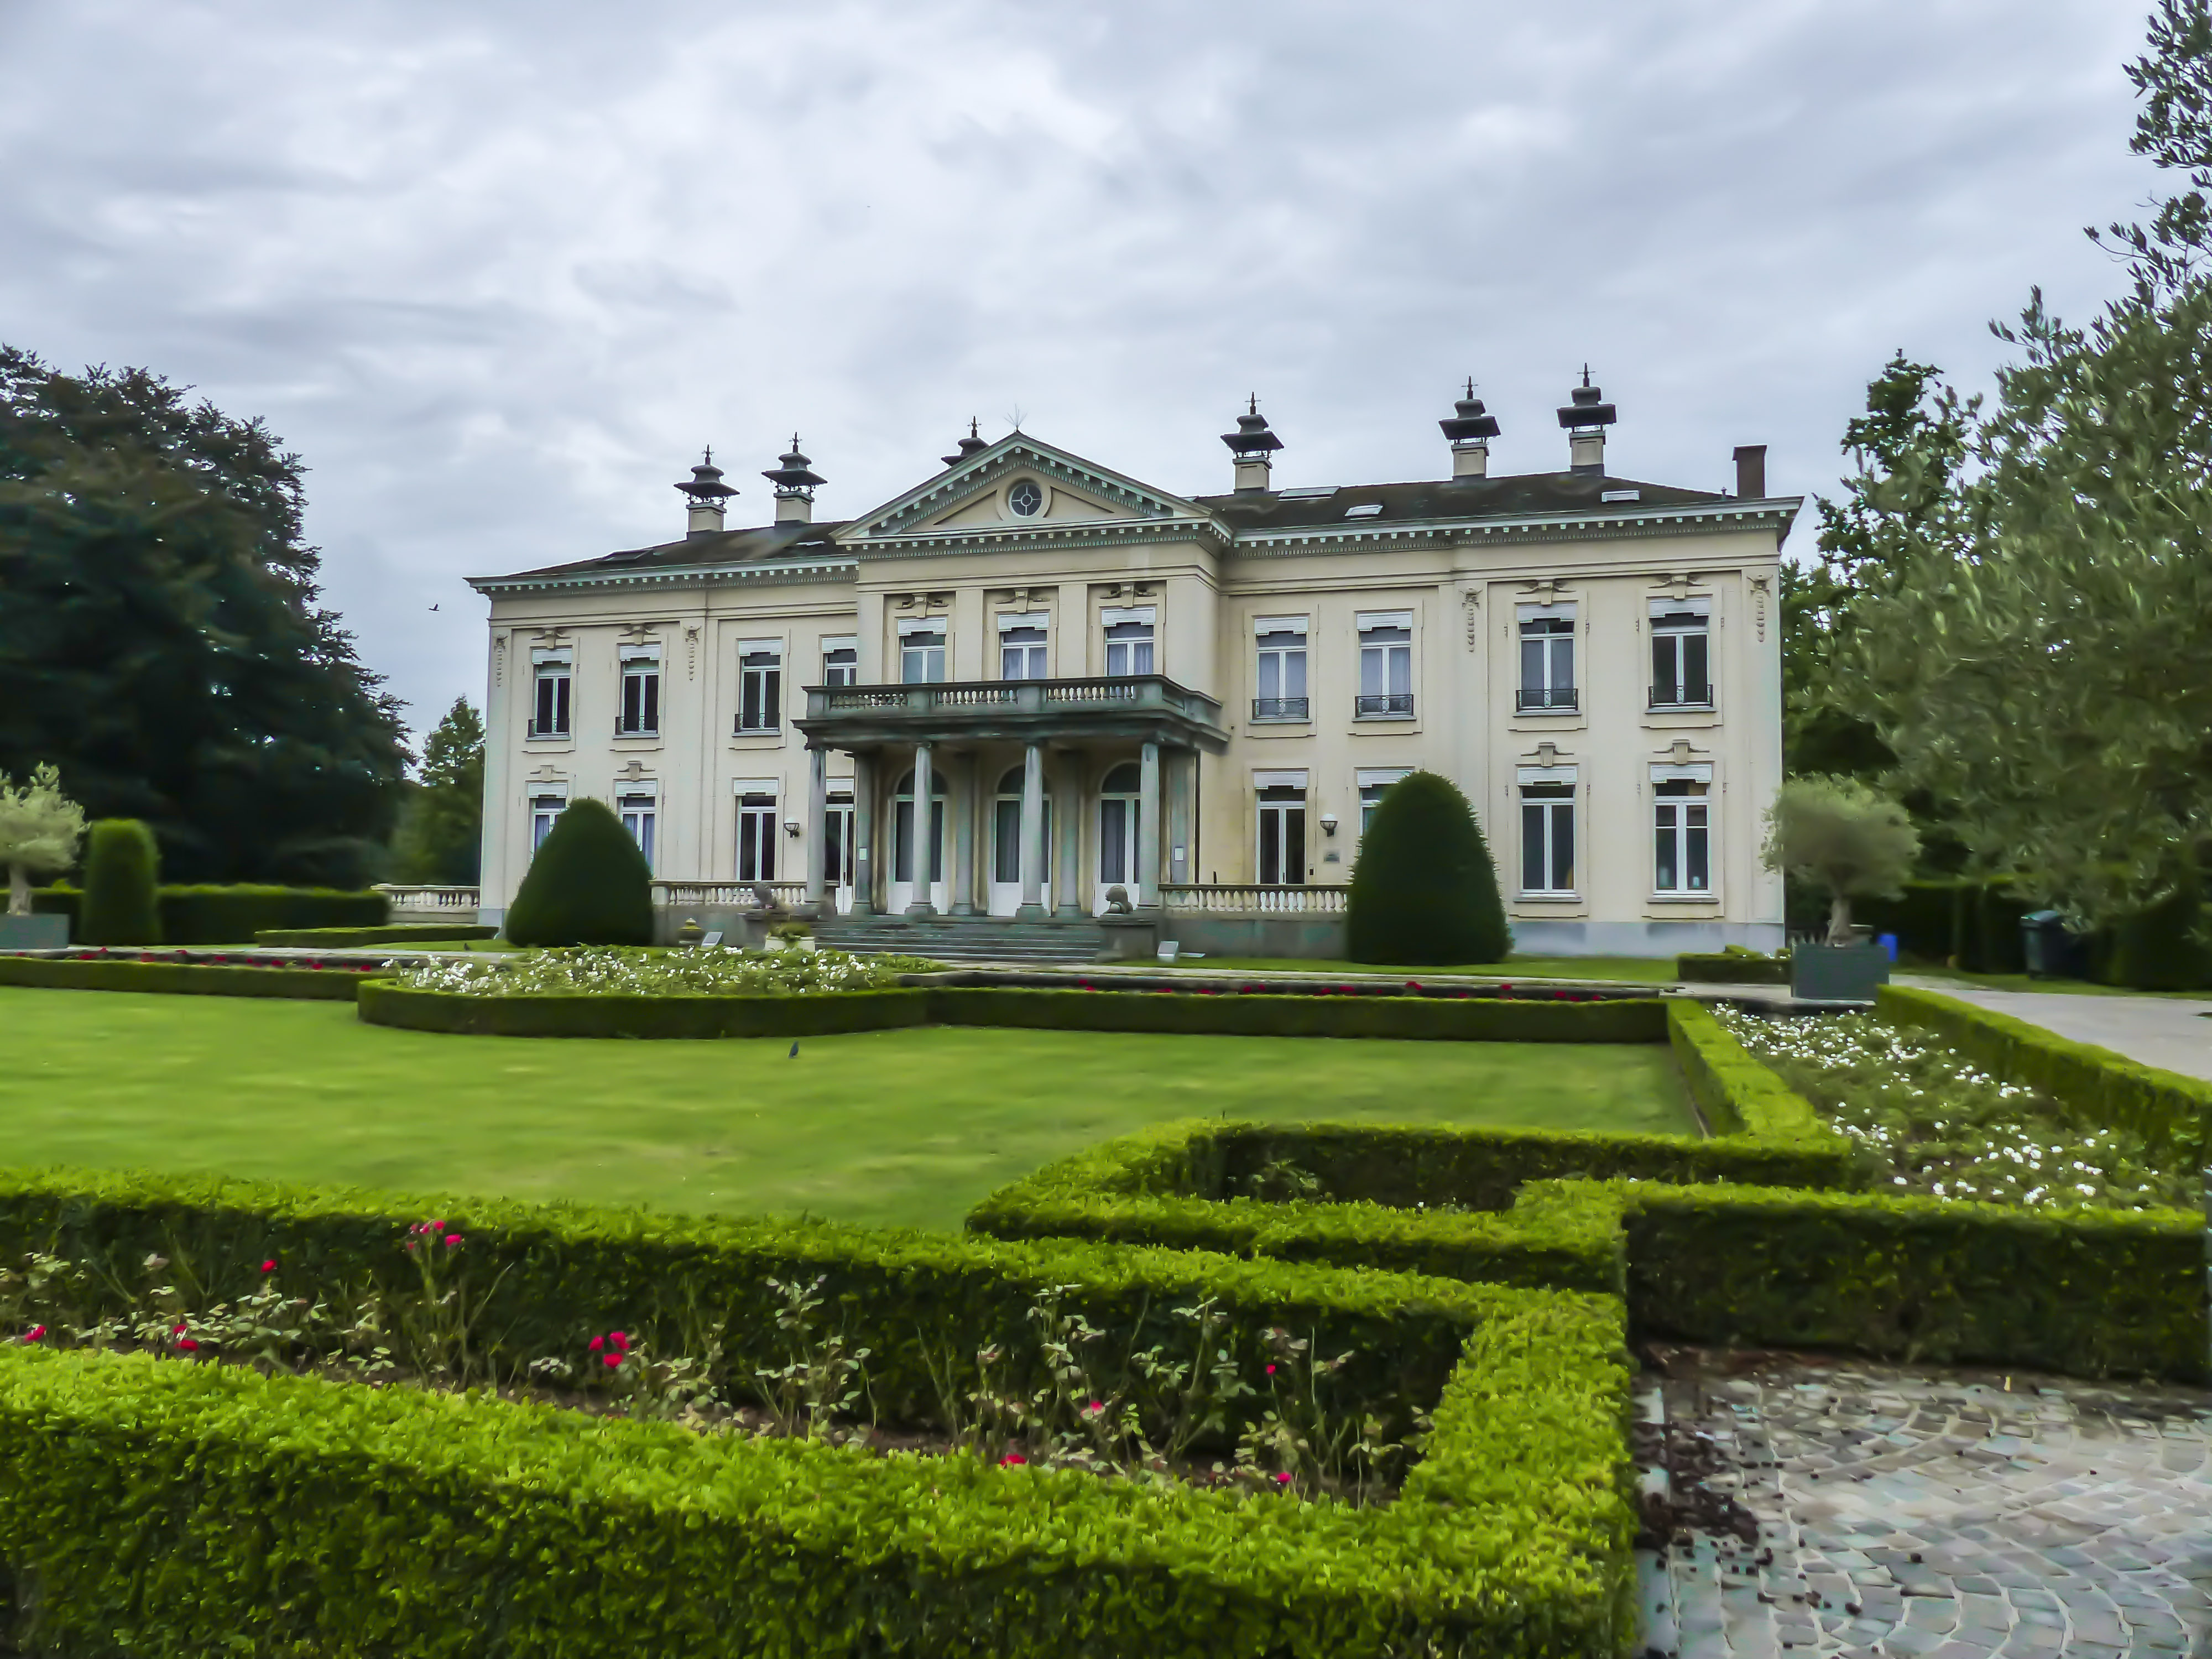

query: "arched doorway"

left=890, top=766, right=948, bottom=914
left=1095, top=760, right=1141, bottom=914
left=989, top=764, right=1052, bottom=916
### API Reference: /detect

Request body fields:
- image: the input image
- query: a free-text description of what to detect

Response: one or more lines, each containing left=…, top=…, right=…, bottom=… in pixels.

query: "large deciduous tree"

left=0, top=350, right=409, bottom=886
left=1817, top=1, right=2212, bottom=927
left=0, top=763, right=86, bottom=915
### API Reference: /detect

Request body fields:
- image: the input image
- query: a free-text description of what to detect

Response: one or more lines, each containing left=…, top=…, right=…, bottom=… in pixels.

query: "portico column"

left=1137, top=740, right=1161, bottom=909
left=1053, top=757, right=1084, bottom=917
left=906, top=741, right=936, bottom=916
left=1167, top=748, right=1192, bottom=889
left=804, top=747, right=828, bottom=910
left=849, top=752, right=878, bottom=916
left=1017, top=742, right=1047, bottom=920
left=950, top=754, right=978, bottom=917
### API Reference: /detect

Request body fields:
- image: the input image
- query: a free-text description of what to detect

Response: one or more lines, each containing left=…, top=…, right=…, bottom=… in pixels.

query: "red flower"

left=999, top=1452, right=1027, bottom=1466
left=173, top=1324, right=187, bottom=1335
left=1265, top=1364, right=1276, bottom=1375
left=609, top=1331, right=630, bottom=1352
left=588, top=1336, right=604, bottom=1353
left=177, top=1338, right=199, bottom=1353
left=1275, top=1472, right=1292, bottom=1485
left=1079, top=980, right=1095, bottom=991
left=260, top=1259, right=276, bottom=1274
left=404, top=1240, right=418, bottom=1253
left=602, top=1353, right=622, bottom=1369
left=23, top=1325, right=45, bottom=1343
left=442, top=1234, right=462, bottom=1248
left=1405, top=980, right=1421, bottom=991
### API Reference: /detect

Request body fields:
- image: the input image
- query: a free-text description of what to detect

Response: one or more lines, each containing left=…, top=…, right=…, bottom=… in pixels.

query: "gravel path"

left=1891, top=978, right=2212, bottom=1084
left=1636, top=1349, right=2212, bottom=1658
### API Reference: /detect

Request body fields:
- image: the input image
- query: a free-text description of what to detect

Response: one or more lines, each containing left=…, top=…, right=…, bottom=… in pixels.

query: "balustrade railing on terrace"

left=373, top=885, right=481, bottom=912
left=651, top=880, right=809, bottom=909
left=1161, top=884, right=1349, bottom=915
left=806, top=675, right=1223, bottom=726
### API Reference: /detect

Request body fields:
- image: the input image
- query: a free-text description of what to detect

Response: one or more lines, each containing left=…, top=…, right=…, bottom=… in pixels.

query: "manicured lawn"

left=1171, top=956, right=1682, bottom=984
left=0, top=988, right=1693, bottom=1232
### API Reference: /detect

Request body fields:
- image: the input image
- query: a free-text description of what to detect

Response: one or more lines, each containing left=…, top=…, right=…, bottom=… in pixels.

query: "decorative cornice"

left=467, top=556, right=857, bottom=597
left=849, top=516, right=1232, bottom=559
left=1224, top=498, right=1802, bottom=559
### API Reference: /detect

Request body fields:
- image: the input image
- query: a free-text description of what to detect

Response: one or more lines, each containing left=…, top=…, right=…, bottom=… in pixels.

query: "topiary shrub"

left=1345, top=771, right=1509, bottom=965
left=78, top=820, right=161, bottom=946
left=500, top=797, right=653, bottom=947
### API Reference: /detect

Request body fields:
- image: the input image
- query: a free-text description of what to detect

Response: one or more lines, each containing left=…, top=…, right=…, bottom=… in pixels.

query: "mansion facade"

left=469, top=383, right=1798, bottom=955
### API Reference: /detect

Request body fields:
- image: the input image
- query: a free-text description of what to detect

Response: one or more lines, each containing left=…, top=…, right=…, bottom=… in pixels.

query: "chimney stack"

left=763, top=436, right=826, bottom=525
left=1220, top=397, right=1284, bottom=492
left=941, top=418, right=989, bottom=469
left=1556, top=368, right=1617, bottom=474
left=675, top=450, right=736, bottom=536
left=1733, top=444, right=1766, bottom=499
left=1438, top=380, right=1501, bottom=478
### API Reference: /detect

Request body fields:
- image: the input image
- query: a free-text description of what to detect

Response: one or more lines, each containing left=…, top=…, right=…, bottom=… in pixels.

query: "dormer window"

left=1008, top=479, right=1044, bottom=517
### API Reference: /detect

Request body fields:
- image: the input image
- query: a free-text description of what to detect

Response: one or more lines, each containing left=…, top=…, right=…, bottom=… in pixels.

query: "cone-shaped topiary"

left=1346, top=770, right=1510, bottom=965
left=501, top=797, right=654, bottom=947
left=79, top=819, right=162, bottom=946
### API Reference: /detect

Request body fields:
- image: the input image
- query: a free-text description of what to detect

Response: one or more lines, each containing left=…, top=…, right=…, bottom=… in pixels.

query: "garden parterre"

left=1715, top=1005, right=2197, bottom=1211
left=388, top=943, right=945, bottom=996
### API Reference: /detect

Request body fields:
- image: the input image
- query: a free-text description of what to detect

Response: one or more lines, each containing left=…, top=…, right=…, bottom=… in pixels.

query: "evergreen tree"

left=502, top=799, right=654, bottom=947
left=79, top=819, right=161, bottom=946
left=1346, top=771, right=1510, bottom=965
left=0, top=349, right=409, bottom=886
left=392, top=700, right=485, bottom=884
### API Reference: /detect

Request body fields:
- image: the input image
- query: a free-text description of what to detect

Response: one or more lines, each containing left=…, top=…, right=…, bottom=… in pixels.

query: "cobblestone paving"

left=1636, top=1352, right=2212, bottom=1658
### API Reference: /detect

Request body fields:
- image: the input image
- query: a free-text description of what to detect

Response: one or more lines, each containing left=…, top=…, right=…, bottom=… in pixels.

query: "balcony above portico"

left=797, top=675, right=1229, bottom=753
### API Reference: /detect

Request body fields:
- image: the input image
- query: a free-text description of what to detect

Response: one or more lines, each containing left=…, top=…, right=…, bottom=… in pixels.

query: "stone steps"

left=815, top=916, right=1107, bottom=966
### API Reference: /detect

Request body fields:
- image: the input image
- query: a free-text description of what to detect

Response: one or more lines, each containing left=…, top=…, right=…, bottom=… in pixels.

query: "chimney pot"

left=1439, top=380, right=1501, bottom=479
left=1733, top=444, right=1767, bottom=499
left=763, top=436, right=826, bottom=525
left=675, top=448, right=736, bottom=537
left=1556, top=368, right=1617, bottom=475
left=1220, top=396, right=1284, bottom=492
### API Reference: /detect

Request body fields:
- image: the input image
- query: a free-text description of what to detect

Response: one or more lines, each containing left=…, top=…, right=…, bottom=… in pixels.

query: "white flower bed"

left=388, top=946, right=937, bottom=999
left=1717, top=1006, right=2190, bottom=1212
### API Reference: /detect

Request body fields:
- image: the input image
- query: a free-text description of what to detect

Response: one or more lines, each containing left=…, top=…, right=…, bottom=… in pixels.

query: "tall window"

left=1103, top=611, right=1154, bottom=677
left=900, top=627, right=946, bottom=684
left=1356, top=614, right=1413, bottom=717
left=618, top=793, right=656, bottom=871
left=822, top=640, right=858, bottom=688
left=1098, top=761, right=1141, bottom=887
left=617, top=650, right=660, bottom=735
left=1256, top=782, right=1306, bottom=886
left=738, top=645, right=782, bottom=732
left=1650, top=603, right=1711, bottom=707
left=1254, top=619, right=1308, bottom=719
left=1653, top=779, right=1711, bottom=894
left=1517, top=609, right=1576, bottom=712
left=529, top=794, right=567, bottom=850
left=736, top=791, right=778, bottom=881
left=1520, top=781, right=1575, bottom=894
left=893, top=769, right=947, bottom=883
left=992, top=766, right=1051, bottom=883
left=824, top=791, right=855, bottom=889
left=531, top=656, right=571, bottom=737
left=1358, top=769, right=1408, bottom=834
left=1000, top=621, right=1048, bottom=680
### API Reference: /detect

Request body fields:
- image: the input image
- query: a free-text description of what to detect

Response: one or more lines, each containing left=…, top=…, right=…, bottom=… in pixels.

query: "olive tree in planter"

left=1762, top=776, right=1919, bottom=1001
left=0, top=765, right=86, bottom=946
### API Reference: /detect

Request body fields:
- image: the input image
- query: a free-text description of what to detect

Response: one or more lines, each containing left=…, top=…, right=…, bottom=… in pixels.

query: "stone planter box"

left=0, top=913, right=67, bottom=950
left=1790, top=942, right=1890, bottom=1004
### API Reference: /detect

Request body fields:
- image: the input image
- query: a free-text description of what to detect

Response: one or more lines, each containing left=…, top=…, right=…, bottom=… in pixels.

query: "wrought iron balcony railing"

left=1354, top=693, right=1415, bottom=718
left=1251, top=697, right=1310, bottom=721
left=1515, top=687, right=1579, bottom=713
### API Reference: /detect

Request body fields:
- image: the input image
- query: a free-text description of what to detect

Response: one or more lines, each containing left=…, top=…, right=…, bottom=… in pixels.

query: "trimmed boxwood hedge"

left=0, top=1281, right=1634, bottom=1659
left=35, top=883, right=388, bottom=944
left=1620, top=1180, right=2203, bottom=1379
left=1879, top=984, right=2212, bottom=1167
left=357, top=980, right=1670, bottom=1042
left=1668, top=999, right=1849, bottom=1162
left=254, top=924, right=498, bottom=947
left=1675, top=952, right=1790, bottom=985
left=0, top=955, right=374, bottom=1000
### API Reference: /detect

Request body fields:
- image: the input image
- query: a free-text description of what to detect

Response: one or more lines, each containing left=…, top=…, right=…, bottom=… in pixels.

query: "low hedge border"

left=1620, top=1180, right=2204, bottom=1380
left=254, top=924, right=499, bottom=947
left=0, top=955, right=375, bottom=1001
left=1878, top=984, right=2212, bottom=1167
left=968, top=1125, right=2206, bottom=1380
left=1675, top=952, right=1790, bottom=985
left=34, top=883, right=387, bottom=944
left=357, top=980, right=1670, bottom=1042
left=0, top=1282, right=1635, bottom=1659
left=1668, top=1000, right=1851, bottom=1167
left=0, top=1163, right=1490, bottom=1441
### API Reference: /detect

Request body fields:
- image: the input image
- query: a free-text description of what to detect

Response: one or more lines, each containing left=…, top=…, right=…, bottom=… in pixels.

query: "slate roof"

left=1193, top=469, right=1728, bottom=533
left=503, top=520, right=858, bottom=581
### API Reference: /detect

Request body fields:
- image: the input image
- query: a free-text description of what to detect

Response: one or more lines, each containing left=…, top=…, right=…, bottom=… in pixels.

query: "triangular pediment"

left=837, top=434, right=1207, bottom=542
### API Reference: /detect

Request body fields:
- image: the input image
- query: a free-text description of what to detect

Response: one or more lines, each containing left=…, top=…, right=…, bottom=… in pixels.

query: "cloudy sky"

left=0, top=0, right=2166, bottom=749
